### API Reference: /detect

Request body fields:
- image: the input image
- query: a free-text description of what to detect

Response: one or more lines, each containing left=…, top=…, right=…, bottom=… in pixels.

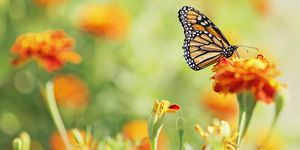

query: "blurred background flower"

left=11, top=30, right=81, bottom=72
left=78, top=3, right=130, bottom=40
left=54, top=74, right=89, bottom=109
left=201, top=91, right=238, bottom=121
left=251, top=0, right=270, bottom=17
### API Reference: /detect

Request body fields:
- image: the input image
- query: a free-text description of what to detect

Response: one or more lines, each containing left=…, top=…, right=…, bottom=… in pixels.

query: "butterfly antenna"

left=236, top=45, right=259, bottom=51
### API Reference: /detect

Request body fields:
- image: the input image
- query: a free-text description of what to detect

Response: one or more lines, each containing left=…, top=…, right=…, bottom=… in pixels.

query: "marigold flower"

left=53, top=74, right=89, bottom=109
left=201, top=91, right=238, bottom=120
left=212, top=55, right=281, bottom=103
left=11, top=30, right=81, bottom=72
left=78, top=3, right=130, bottom=40
left=50, top=129, right=94, bottom=150
left=195, top=119, right=238, bottom=150
left=122, top=120, right=168, bottom=150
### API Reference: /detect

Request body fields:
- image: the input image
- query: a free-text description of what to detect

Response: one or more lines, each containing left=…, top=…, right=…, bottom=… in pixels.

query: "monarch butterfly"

left=178, top=6, right=238, bottom=71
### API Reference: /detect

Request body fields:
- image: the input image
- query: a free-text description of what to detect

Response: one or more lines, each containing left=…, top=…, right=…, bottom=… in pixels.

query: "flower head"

left=201, top=91, right=238, bottom=120
left=212, top=55, right=281, bottom=103
left=54, top=74, right=89, bottom=109
left=152, top=100, right=180, bottom=117
left=78, top=3, right=129, bottom=40
left=11, top=30, right=81, bottom=72
left=195, top=119, right=238, bottom=150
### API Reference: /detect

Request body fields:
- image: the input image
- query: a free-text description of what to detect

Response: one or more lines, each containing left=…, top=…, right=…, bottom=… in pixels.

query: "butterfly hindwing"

left=183, top=30, right=224, bottom=70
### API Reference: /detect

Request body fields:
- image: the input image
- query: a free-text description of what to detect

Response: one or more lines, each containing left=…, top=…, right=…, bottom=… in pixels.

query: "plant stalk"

left=45, top=81, right=71, bottom=150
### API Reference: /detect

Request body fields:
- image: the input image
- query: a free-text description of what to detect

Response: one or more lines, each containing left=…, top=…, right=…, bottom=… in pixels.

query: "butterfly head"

left=223, top=45, right=238, bottom=58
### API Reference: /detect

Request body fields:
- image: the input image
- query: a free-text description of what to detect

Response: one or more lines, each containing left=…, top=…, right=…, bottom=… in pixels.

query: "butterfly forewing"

left=178, top=6, right=230, bottom=47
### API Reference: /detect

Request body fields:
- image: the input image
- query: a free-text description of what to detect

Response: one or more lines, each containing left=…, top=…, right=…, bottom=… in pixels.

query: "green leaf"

left=236, top=91, right=257, bottom=146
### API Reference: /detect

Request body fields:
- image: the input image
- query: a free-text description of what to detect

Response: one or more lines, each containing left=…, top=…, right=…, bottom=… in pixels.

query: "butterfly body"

left=223, top=45, right=238, bottom=58
left=178, top=6, right=237, bottom=71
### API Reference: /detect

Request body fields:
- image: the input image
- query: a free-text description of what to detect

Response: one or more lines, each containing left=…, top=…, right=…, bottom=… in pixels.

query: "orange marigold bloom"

left=201, top=91, right=238, bottom=120
left=122, top=120, right=168, bottom=150
left=11, top=30, right=81, bottom=72
left=78, top=3, right=130, bottom=40
left=212, top=55, right=281, bottom=103
left=50, top=129, right=94, bottom=150
left=54, top=74, right=89, bottom=109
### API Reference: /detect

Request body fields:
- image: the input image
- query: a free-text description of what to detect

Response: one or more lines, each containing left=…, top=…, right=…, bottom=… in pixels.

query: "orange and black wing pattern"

left=183, top=30, right=225, bottom=70
left=178, top=6, right=230, bottom=46
left=178, top=6, right=231, bottom=71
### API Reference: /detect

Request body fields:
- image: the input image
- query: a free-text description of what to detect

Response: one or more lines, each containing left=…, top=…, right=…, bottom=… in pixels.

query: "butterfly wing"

left=183, top=30, right=225, bottom=70
left=178, top=6, right=230, bottom=47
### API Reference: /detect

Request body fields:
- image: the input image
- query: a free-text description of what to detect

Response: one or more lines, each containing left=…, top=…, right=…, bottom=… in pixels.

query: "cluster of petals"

left=11, top=30, right=81, bottom=72
left=152, top=100, right=180, bottom=117
left=195, top=119, right=238, bottom=150
left=212, top=55, right=281, bottom=103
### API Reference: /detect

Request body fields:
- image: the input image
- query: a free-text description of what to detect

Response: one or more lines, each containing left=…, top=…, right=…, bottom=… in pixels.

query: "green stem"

left=45, top=81, right=71, bottom=150
left=150, top=136, right=158, bottom=150
left=179, top=136, right=183, bottom=150
left=236, top=92, right=257, bottom=147
left=237, top=110, right=246, bottom=146
left=148, top=115, right=163, bottom=150
left=177, top=117, right=184, bottom=150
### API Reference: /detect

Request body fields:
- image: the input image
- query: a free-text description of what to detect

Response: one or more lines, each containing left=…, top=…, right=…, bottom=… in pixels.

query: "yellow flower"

left=11, top=30, right=81, bottom=72
left=195, top=119, right=238, bottom=150
left=152, top=100, right=180, bottom=117
left=78, top=3, right=130, bottom=40
left=53, top=74, right=89, bottom=109
left=212, top=55, right=281, bottom=103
